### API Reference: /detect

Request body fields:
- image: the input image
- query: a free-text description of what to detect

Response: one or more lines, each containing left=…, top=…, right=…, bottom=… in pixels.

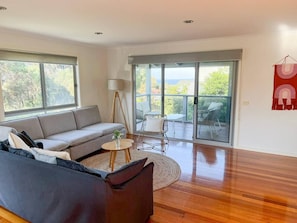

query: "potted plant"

left=112, top=130, right=123, bottom=148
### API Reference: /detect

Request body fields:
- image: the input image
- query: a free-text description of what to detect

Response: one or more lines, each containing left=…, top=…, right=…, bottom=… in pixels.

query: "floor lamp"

left=108, top=79, right=129, bottom=133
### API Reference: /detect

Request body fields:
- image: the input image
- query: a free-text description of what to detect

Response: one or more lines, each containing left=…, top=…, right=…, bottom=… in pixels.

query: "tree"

left=1, top=61, right=42, bottom=111
left=44, top=64, right=75, bottom=106
left=200, top=68, right=229, bottom=96
left=199, top=68, right=230, bottom=122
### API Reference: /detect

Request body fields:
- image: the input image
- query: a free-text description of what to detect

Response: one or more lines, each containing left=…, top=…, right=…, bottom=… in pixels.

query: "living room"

left=1, top=23, right=297, bottom=158
left=0, top=1, right=297, bottom=222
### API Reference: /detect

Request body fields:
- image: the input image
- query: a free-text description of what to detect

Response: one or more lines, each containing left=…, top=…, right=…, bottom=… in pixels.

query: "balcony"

left=135, top=94, right=230, bottom=143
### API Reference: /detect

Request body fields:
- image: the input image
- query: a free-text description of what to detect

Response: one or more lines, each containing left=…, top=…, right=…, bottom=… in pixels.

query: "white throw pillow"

left=8, top=133, right=31, bottom=151
left=30, top=149, right=57, bottom=164
left=31, top=147, right=71, bottom=160
left=144, top=117, right=164, bottom=132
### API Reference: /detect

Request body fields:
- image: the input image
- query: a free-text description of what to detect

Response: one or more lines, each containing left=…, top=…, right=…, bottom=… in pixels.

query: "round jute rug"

left=80, top=150, right=181, bottom=191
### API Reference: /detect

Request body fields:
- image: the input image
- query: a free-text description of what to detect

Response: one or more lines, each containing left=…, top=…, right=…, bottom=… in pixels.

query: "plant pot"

left=115, top=139, right=121, bottom=148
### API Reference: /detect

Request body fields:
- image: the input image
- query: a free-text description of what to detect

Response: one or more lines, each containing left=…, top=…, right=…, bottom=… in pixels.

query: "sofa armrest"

left=0, top=126, right=17, bottom=141
left=106, top=162, right=154, bottom=223
left=0, top=117, right=44, bottom=140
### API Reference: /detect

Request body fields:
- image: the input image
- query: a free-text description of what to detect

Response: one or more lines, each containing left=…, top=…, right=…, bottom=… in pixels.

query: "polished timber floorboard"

left=128, top=135, right=297, bottom=223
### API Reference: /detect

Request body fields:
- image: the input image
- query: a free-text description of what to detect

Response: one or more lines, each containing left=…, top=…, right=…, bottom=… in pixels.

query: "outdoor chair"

left=198, top=102, right=223, bottom=138
left=137, top=113, right=169, bottom=153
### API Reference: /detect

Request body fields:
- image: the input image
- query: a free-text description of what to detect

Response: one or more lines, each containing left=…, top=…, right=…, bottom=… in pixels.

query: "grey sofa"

left=0, top=144, right=154, bottom=223
left=0, top=105, right=126, bottom=160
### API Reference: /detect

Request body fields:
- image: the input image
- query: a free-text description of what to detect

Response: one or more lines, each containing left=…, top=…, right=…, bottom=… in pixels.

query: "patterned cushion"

left=16, top=131, right=39, bottom=148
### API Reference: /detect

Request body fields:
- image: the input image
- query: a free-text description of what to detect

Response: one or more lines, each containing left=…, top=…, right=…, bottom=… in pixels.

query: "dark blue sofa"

left=0, top=147, right=154, bottom=223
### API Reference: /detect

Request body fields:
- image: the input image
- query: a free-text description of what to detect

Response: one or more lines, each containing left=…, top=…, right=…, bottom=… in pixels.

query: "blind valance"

left=128, top=49, right=242, bottom=64
left=0, top=49, right=77, bottom=65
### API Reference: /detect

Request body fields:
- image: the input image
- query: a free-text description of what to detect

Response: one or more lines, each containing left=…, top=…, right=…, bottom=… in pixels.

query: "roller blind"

left=128, top=49, right=242, bottom=64
left=0, top=49, right=77, bottom=65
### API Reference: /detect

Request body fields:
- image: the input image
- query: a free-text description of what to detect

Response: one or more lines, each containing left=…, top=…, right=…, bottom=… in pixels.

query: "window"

left=43, top=64, right=76, bottom=107
left=0, top=50, right=78, bottom=117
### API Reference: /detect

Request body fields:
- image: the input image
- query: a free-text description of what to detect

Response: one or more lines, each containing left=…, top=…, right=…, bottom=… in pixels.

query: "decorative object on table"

left=108, top=79, right=130, bottom=132
left=112, top=129, right=123, bottom=148
left=272, top=55, right=297, bottom=110
left=81, top=149, right=181, bottom=191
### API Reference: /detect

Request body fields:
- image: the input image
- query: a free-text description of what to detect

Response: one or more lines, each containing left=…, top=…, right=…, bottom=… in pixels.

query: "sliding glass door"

left=132, top=50, right=240, bottom=146
left=164, top=63, right=195, bottom=140
left=134, top=64, right=162, bottom=132
left=133, top=63, right=195, bottom=141
left=195, top=62, right=237, bottom=144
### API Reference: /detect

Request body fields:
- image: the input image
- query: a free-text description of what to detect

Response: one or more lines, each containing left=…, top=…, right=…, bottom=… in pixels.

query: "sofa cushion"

left=35, top=138, right=69, bottom=151
left=82, top=123, right=125, bottom=136
left=56, top=158, right=102, bottom=177
left=30, top=149, right=57, bottom=164
left=47, top=130, right=102, bottom=146
left=106, top=158, right=148, bottom=186
left=0, top=117, right=44, bottom=140
left=144, top=116, right=165, bottom=132
left=38, top=111, right=77, bottom=137
left=8, top=133, right=30, bottom=150
left=31, top=147, right=71, bottom=160
left=0, top=141, right=35, bottom=159
left=73, top=105, right=102, bottom=129
left=8, top=147, right=35, bottom=159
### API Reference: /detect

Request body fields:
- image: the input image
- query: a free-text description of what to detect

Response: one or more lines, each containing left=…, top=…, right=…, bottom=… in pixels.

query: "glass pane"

left=164, top=63, right=195, bottom=140
left=135, top=64, right=162, bottom=131
left=0, top=61, right=42, bottom=112
left=197, top=62, right=233, bottom=143
left=44, top=64, right=75, bottom=107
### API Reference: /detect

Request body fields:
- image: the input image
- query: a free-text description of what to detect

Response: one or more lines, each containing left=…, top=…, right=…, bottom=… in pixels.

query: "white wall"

left=107, top=30, right=297, bottom=157
left=0, top=29, right=110, bottom=122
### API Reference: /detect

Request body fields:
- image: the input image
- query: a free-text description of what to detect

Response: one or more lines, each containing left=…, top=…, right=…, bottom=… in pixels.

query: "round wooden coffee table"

left=101, top=139, right=134, bottom=171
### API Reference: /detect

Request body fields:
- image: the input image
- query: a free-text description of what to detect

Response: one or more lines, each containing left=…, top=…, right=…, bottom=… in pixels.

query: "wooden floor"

left=128, top=135, right=297, bottom=223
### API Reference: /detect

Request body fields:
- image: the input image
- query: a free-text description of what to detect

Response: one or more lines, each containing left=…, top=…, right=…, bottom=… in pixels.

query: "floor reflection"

left=193, top=148, right=226, bottom=182
left=155, top=140, right=228, bottom=184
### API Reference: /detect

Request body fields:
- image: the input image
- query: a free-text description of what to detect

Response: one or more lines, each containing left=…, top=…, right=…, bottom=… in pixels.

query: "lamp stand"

left=111, top=91, right=129, bottom=133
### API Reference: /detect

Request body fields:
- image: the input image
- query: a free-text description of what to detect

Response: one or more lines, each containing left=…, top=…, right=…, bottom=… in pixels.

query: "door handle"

left=194, top=97, right=198, bottom=104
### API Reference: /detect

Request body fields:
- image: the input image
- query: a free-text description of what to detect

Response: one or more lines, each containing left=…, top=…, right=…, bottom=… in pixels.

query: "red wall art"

left=272, top=63, right=297, bottom=110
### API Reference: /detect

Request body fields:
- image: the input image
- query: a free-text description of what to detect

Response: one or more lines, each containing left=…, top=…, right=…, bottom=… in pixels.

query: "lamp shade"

left=108, top=79, right=124, bottom=91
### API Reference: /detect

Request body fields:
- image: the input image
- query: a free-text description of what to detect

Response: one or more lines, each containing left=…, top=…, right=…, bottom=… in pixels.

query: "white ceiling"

left=0, top=0, right=297, bottom=47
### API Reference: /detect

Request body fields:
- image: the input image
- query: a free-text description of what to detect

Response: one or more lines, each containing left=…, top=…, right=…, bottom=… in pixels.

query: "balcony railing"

left=136, top=94, right=231, bottom=123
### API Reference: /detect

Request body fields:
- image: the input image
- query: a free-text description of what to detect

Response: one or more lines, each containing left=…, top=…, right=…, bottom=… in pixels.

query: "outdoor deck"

left=136, top=120, right=229, bottom=143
